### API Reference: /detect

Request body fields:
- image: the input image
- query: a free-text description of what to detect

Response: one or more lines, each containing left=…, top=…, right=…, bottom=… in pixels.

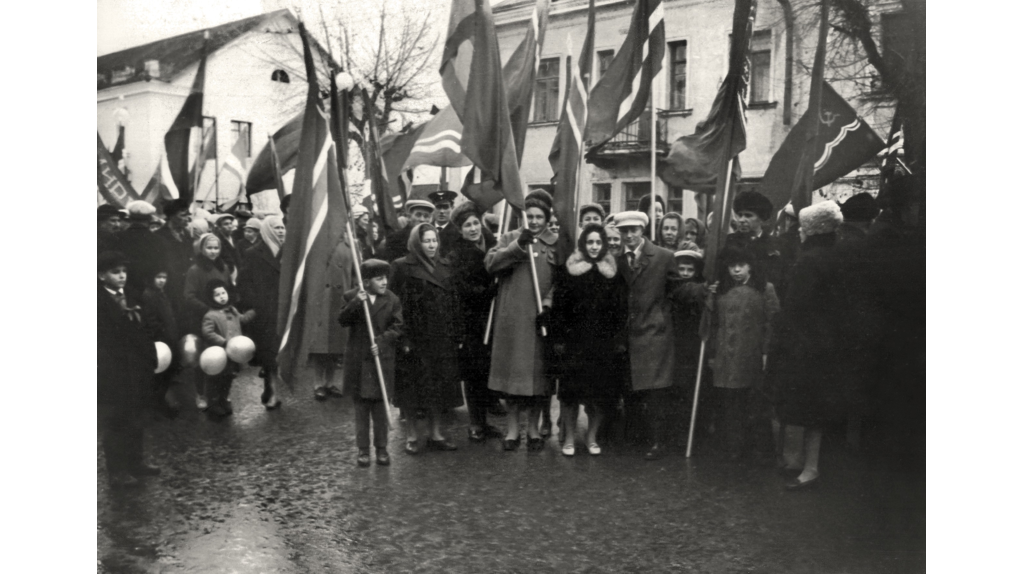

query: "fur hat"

left=613, top=210, right=649, bottom=229
left=97, top=204, right=126, bottom=221
left=719, top=244, right=753, bottom=267
left=578, top=203, right=606, bottom=222
left=840, top=193, right=879, bottom=223
left=524, top=196, right=552, bottom=219
left=732, top=191, right=773, bottom=222
left=360, top=258, right=391, bottom=280
left=125, top=200, right=157, bottom=221
left=162, top=199, right=190, bottom=218
left=525, top=189, right=553, bottom=208
left=799, top=200, right=844, bottom=236
left=637, top=194, right=665, bottom=216
left=98, top=250, right=130, bottom=272
left=451, top=201, right=483, bottom=229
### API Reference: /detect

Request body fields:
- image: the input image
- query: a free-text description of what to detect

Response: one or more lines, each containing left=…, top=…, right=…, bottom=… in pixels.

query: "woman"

left=682, top=218, right=706, bottom=249
left=237, top=216, right=286, bottom=409
left=485, top=193, right=559, bottom=452
left=182, top=233, right=232, bottom=410
left=605, top=224, right=623, bottom=258
left=447, top=202, right=500, bottom=442
left=390, top=223, right=463, bottom=454
left=549, top=224, right=628, bottom=456
left=658, top=212, right=685, bottom=251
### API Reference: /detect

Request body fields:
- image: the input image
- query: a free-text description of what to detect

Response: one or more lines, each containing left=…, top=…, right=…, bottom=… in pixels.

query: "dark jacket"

left=390, top=254, right=463, bottom=410
left=141, top=287, right=178, bottom=344
left=115, top=223, right=169, bottom=296
left=214, top=230, right=241, bottom=275
left=437, top=221, right=462, bottom=259
left=447, top=232, right=498, bottom=383
left=338, top=288, right=403, bottom=400
left=154, top=225, right=195, bottom=315
left=382, top=226, right=412, bottom=262
left=236, top=242, right=281, bottom=367
left=722, top=232, right=785, bottom=301
left=97, top=285, right=157, bottom=407
left=182, top=258, right=233, bottom=334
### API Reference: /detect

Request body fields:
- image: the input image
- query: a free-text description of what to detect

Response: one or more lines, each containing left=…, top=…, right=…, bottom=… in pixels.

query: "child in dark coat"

left=200, top=279, right=255, bottom=418
left=338, top=259, right=403, bottom=467
left=142, top=270, right=181, bottom=413
left=97, top=251, right=160, bottom=488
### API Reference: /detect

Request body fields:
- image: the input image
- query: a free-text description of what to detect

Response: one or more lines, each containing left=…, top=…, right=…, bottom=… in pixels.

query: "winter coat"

left=485, top=228, right=557, bottom=397
left=448, top=232, right=498, bottom=384
left=141, top=287, right=178, bottom=344
left=710, top=282, right=780, bottom=389
left=115, top=223, right=169, bottom=296
left=154, top=225, right=194, bottom=319
left=768, top=234, right=847, bottom=427
left=305, top=236, right=356, bottom=355
left=338, top=288, right=403, bottom=400
left=236, top=241, right=281, bottom=368
left=382, top=226, right=412, bottom=262
left=617, top=239, right=684, bottom=392
left=201, top=305, right=255, bottom=347
left=182, top=259, right=233, bottom=334
left=672, top=280, right=706, bottom=384
left=97, top=285, right=156, bottom=408
left=389, top=254, right=463, bottom=410
left=98, top=230, right=119, bottom=254
left=214, top=229, right=241, bottom=275
left=549, top=251, right=629, bottom=405
left=437, top=221, right=462, bottom=259
left=722, top=232, right=785, bottom=303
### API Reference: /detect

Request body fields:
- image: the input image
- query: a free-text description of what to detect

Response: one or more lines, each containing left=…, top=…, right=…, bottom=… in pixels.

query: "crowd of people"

left=98, top=178, right=925, bottom=490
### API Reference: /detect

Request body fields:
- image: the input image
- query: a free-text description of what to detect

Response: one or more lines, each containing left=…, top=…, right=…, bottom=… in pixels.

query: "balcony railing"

left=594, top=110, right=669, bottom=156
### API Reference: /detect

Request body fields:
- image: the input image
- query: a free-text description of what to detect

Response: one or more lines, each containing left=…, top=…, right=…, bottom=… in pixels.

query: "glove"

left=517, top=228, right=535, bottom=248
left=535, top=306, right=551, bottom=334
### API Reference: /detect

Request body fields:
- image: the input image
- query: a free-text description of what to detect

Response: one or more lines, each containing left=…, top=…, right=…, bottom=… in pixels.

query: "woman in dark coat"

left=390, top=223, right=463, bottom=454
left=447, top=202, right=500, bottom=442
left=767, top=201, right=846, bottom=490
left=549, top=224, right=628, bottom=456
left=237, top=216, right=285, bottom=409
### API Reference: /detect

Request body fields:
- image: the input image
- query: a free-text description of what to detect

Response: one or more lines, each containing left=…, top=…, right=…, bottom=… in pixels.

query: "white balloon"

left=199, top=346, right=228, bottom=375
left=154, top=341, right=172, bottom=373
left=225, top=336, right=256, bottom=364
left=179, top=334, right=200, bottom=367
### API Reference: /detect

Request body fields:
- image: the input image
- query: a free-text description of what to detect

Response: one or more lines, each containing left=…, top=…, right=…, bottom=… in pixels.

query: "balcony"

left=587, top=110, right=669, bottom=167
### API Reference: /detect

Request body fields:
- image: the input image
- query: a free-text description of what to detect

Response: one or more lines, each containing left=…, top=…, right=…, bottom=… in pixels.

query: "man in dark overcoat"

left=115, top=200, right=170, bottom=297
left=429, top=189, right=460, bottom=258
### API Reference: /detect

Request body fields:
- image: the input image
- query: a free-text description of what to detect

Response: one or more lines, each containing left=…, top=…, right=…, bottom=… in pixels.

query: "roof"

left=97, top=10, right=294, bottom=90
left=493, top=0, right=536, bottom=12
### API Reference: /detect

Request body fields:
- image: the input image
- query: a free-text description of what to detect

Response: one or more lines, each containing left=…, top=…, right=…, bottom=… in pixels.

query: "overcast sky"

left=98, top=0, right=270, bottom=55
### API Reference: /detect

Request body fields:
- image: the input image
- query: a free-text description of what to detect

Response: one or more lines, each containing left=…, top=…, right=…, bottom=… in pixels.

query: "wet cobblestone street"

left=98, top=366, right=925, bottom=574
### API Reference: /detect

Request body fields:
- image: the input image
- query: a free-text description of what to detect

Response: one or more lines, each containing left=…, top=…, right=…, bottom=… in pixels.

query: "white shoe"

left=587, top=443, right=602, bottom=456
left=561, top=444, right=575, bottom=457
left=196, top=395, right=208, bottom=410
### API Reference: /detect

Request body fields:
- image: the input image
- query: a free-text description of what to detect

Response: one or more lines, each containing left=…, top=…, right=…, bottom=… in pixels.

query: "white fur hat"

left=613, top=210, right=649, bottom=229
left=798, top=200, right=843, bottom=236
left=125, top=200, right=156, bottom=221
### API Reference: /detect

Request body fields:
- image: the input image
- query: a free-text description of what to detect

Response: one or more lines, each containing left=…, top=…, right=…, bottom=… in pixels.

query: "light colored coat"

left=485, top=228, right=557, bottom=397
left=710, top=283, right=780, bottom=389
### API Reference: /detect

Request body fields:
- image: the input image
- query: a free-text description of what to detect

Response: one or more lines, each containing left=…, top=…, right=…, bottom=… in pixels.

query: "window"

left=667, top=186, right=684, bottom=215
left=624, top=181, right=651, bottom=211
left=231, top=121, right=252, bottom=157
left=668, top=41, right=687, bottom=109
left=749, top=31, right=772, bottom=104
left=271, top=69, right=290, bottom=83
left=144, top=59, right=161, bottom=79
left=533, top=57, right=560, bottom=122
left=597, top=50, right=614, bottom=83
left=592, top=183, right=611, bottom=216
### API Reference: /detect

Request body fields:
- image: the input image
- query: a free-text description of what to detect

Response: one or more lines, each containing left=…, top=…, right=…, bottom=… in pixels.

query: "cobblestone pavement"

left=98, top=366, right=925, bottom=573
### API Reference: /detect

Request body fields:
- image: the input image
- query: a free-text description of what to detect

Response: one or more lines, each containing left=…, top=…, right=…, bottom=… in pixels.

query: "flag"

left=139, top=154, right=179, bottom=206
left=246, top=112, right=303, bottom=197
left=401, top=106, right=472, bottom=171
left=583, top=0, right=664, bottom=154
left=503, top=0, right=549, bottom=162
left=191, top=121, right=217, bottom=206
left=362, top=89, right=401, bottom=234
left=277, top=22, right=349, bottom=387
left=97, top=132, right=138, bottom=207
left=549, top=0, right=596, bottom=260
left=875, top=105, right=907, bottom=205
left=111, top=125, right=127, bottom=177
left=788, top=0, right=830, bottom=213
left=268, top=134, right=287, bottom=202
left=443, top=0, right=524, bottom=211
left=758, top=82, right=885, bottom=215
left=222, top=130, right=248, bottom=205
left=164, top=40, right=207, bottom=204
left=378, top=123, right=427, bottom=208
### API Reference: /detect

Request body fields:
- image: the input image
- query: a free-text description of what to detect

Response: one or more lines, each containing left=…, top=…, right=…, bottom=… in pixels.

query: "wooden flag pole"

left=685, top=341, right=707, bottom=457
left=526, top=241, right=547, bottom=337
left=483, top=200, right=511, bottom=345
left=650, top=95, right=658, bottom=240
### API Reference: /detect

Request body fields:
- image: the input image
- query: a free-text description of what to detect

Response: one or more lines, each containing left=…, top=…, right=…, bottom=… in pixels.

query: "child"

left=708, top=245, right=780, bottom=459
left=200, top=279, right=255, bottom=418
left=338, top=259, right=403, bottom=467
left=141, top=270, right=181, bottom=414
left=97, top=251, right=160, bottom=487
left=184, top=233, right=232, bottom=410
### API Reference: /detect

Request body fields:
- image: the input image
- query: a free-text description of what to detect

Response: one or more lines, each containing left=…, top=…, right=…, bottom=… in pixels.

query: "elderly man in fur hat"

left=723, top=190, right=786, bottom=301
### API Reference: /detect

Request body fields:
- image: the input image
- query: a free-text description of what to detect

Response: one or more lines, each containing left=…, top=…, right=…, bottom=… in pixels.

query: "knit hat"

left=578, top=203, right=606, bottom=222
left=720, top=244, right=754, bottom=267
left=451, top=201, right=483, bottom=228
left=525, top=188, right=554, bottom=209
left=98, top=250, right=129, bottom=272
left=799, top=200, right=844, bottom=236
left=360, top=258, right=391, bottom=280
left=613, top=210, right=649, bottom=229
left=840, top=193, right=880, bottom=222
left=125, top=200, right=157, bottom=221
left=244, top=218, right=263, bottom=230
left=732, top=191, right=773, bottom=222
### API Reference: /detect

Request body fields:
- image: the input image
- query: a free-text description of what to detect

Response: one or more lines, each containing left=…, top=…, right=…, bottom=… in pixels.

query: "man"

left=242, top=217, right=263, bottom=248
left=98, top=204, right=126, bottom=253
left=154, top=199, right=193, bottom=308
left=212, top=213, right=241, bottom=275
left=115, top=200, right=169, bottom=296
left=429, top=189, right=460, bottom=257
left=578, top=204, right=606, bottom=229
left=837, top=192, right=879, bottom=244
left=382, top=196, right=434, bottom=262
left=723, top=190, right=785, bottom=300
left=613, top=210, right=684, bottom=460
left=231, top=207, right=255, bottom=246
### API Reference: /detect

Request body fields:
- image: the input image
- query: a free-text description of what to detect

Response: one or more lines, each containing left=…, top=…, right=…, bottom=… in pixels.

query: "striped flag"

left=139, top=154, right=179, bottom=206
left=503, top=0, right=549, bottom=162
left=276, top=22, right=349, bottom=387
left=402, top=106, right=472, bottom=170
left=222, top=131, right=248, bottom=205
left=549, top=0, right=595, bottom=259
left=584, top=0, right=664, bottom=153
left=164, top=39, right=207, bottom=204
left=246, top=112, right=302, bottom=198
left=97, top=132, right=139, bottom=206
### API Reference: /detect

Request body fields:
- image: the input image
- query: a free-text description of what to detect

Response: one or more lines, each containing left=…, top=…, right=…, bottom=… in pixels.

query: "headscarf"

left=192, top=233, right=225, bottom=271
left=683, top=218, right=707, bottom=248
left=187, top=218, right=210, bottom=239
left=576, top=223, right=609, bottom=263
left=407, top=222, right=439, bottom=274
left=193, top=232, right=220, bottom=256
left=260, top=215, right=284, bottom=257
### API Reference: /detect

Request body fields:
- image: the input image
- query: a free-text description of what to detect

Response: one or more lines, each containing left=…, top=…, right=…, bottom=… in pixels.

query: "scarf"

left=407, top=222, right=439, bottom=274
left=260, top=215, right=284, bottom=257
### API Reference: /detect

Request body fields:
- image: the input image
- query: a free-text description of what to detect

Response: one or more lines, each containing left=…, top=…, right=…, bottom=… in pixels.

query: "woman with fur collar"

left=549, top=224, right=629, bottom=456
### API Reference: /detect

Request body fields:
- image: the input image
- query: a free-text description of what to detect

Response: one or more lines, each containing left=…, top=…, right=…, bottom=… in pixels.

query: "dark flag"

left=362, top=89, right=401, bottom=234
left=97, top=132, right=139, bottom=207
left=583, top=0, right=664, bottom=154
left=503, top=0, right=549, bottom=162
left=758, top=82, right=885, bottom=215
left=381, top=122, right=428, bottom=208
left=549, top=0, right=595, bottom=259
left=268, top=135, right=288, bottom=202
left=139, top=154, right=178, bottom=207
left=164, top=40, right=208, bottom=204
left=276, top=22, right=349, bottom=387
left=111, top=125, right=126, bottom=175
left=875, top=105, right=907, bottom=205
left=246, top=112, right=302, bottom=198
left=788, top=0, right=829, bottom=213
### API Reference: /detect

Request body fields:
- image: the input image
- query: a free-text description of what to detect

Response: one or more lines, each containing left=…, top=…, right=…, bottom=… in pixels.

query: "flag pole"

left=685, top=341, right=707, bottom=457
left=213, top=117, right=220, bottom=210
left=526, top=241, right=547, bottom=337
left=650, top=97, right=658, bottom=241
left=483, top=199, right=510, bottom=345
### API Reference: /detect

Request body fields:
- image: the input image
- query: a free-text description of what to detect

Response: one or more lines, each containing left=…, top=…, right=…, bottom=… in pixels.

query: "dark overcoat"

left=390, top=255, right=463, bottom=410
left=617, top=239, right=684, bottom=391
left=115, top=223, right=169, bottom=296
left=437, top=222, right=462, bottom=258
left=338, top=288, right=403, bottom=400
left=549, top=251, right=629, bottom=405
left=447, top=232, right=498, bottom=384
left=381, top=226, right=412, bottom=262
left=154, top=226, right=194, bottom=319
left=97, top=285, right=156, bottom=408
left=236, top=242, right=281, bottom=367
